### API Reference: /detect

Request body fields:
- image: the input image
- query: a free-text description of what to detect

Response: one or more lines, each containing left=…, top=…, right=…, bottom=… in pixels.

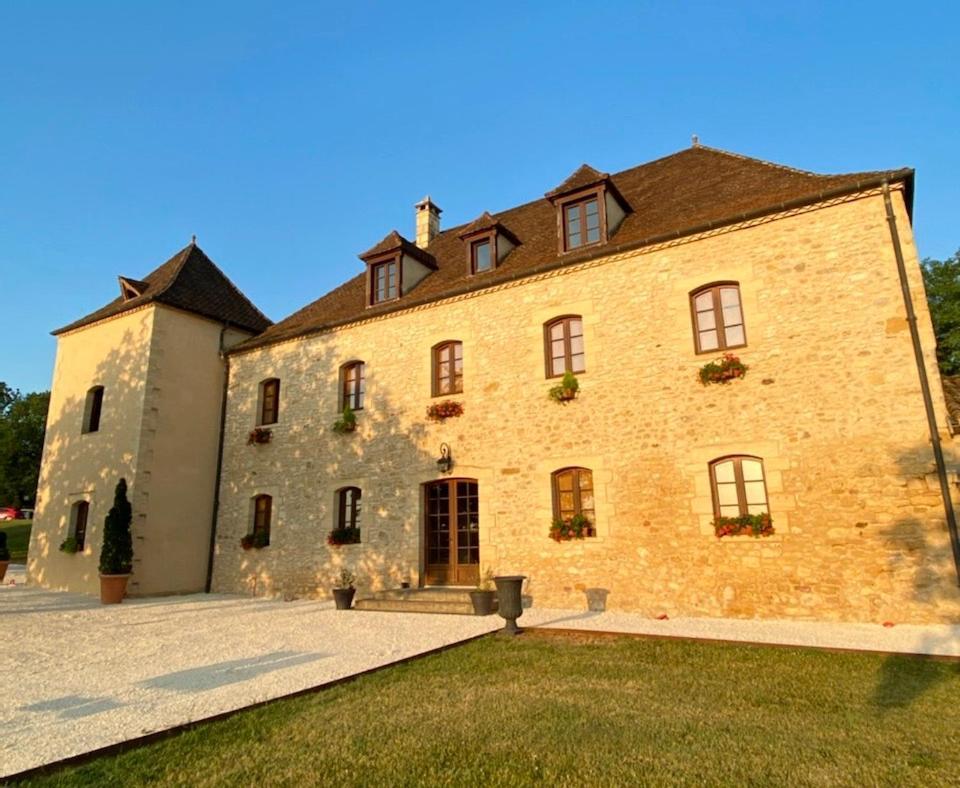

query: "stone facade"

left=212, top=186, right=960, bottom=623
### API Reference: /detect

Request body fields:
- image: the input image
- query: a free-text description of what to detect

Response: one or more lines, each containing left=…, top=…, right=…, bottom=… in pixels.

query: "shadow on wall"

left=27, top=332, right=153, bottom=592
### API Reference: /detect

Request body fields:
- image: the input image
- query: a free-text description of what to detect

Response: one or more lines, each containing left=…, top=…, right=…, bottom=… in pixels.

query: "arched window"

left=259, top=379, right=280, bottom=425
left=341, top=362, right=365, bottom=411
left=709, top=456, right=768, bottom=518
left=551, top=467, right=595, bottom=535
left=336, top=487, right=362, bottom=531
left=82, top=386, right=104, bottom=433
left=432, top=341, right=463, bottom=396
left=70, top=501, right=89, bottom=551
left=253, top=494, right=272, bottom=546
left=690, top=283, right=746, bottom=353
left=544, top=316, right=585, bottom=378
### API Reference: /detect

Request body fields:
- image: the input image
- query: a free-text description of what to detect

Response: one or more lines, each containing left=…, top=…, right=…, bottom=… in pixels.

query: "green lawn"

left=22, top=632, right=960, bottom=786
left=1, top=519, right=31, bottom=562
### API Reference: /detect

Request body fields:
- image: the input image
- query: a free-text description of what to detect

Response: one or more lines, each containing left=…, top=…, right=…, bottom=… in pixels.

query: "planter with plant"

left=548, top=371, right=580, bottom=403
left=698, top=353, right=748, bottom=385
left=241, top=531, right=270, bottom=550
left=59, top=536, right=79, bottom=554
left=469, top=569, right=497, bottom=615
left=327, top=526, right=361, bottom=546
left=549, top=513, right=592, bottom=542
left=332, top=567, right=356, bottom=610
left=0, top=531, right=9, bottom=583
left=247, top=427, right=272, bottom=445
left=426, top=400, right=464, bottom=422
left=714, top=513, right=774, bottom=538
left=98, top=478, right=134, bottom=604
left=332, top=406, right=357, bottom=434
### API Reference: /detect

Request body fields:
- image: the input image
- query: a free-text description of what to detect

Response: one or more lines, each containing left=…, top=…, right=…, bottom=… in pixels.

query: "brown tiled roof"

left=54, top=243, right=272, bottom=335
left=544, top=164, right=608, bottom=199
left=943, top=376, right=960, bottom=433
left=235, top=145, right=913, bottom=353
left=457, top=212, right=521, bottom=245
left=358, top=230, right=437, bottom=269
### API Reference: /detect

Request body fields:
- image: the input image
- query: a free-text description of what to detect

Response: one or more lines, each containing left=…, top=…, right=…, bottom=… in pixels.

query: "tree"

left=0, top=384, right=50, bottom=507
left=99, top=478, right=133, bottom=575
left=923, top=249, right=960, bottom=376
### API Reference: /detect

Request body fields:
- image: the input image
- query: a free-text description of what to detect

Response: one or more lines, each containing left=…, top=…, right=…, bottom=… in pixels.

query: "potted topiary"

left=332, top=567, right=356, bottom=609
left=548, top=371, right=580, bottom=403
left=469, top=569, right=497, bottom=616
left=0, top=531, right=9, bottom=583
left=332, top=405, right=357, bottom=434
left=98, top=478, right=134, bottom=604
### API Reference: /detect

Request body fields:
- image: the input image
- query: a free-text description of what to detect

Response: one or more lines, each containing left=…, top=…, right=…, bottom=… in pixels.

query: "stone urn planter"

left=99, top=574, right=130, bottom=604
left=332, top=568, right=356, bottom=610
left=494, top=575, right=526, bottom=634
left=469, top=589, right=496, bottom=616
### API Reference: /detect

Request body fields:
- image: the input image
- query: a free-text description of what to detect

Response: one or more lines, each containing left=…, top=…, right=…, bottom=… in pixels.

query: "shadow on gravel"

left=21, top=695, right=124, bottom=720
left=139, top=650, right=329, bottom=693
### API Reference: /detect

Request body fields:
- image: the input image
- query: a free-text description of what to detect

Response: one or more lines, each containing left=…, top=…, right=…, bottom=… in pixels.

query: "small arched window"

left=341, top=362, right=365, bottom=411
left=259, top=379, right=280, bottom=425
left=690, top=283, right=746, bottom=353
left=70, top=501, right=89, bottom=551
left=336, top=487, right=362, bottom=532
left=544, top=316, right=585, bottom=378
left=709, top=456, right=768, bottom=518
left=82, top=386, right=104, bottom=434
left=551, top=467, right=595, bottom=535
left=252, top=494, right=272, bottom=545
left=432, top=341, right=463, bottom=396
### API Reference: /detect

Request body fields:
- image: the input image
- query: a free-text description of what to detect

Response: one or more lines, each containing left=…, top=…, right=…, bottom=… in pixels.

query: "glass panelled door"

left=424, top=479, right=479, bottom=585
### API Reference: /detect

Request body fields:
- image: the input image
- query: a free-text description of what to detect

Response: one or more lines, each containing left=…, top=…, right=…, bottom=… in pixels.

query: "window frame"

left=252, top=494, right=272, bottom=545
left=468, top=232, right=495, bottom=275
left=432, top=341, right=464, bottom=397
left=258, top=378, right=280, bottom=426
left=368, top=255, right=400, bottom=305
left=708, top=455, right=770, bottom=519
left=340, top=361, right=366, bottom=411
left=558, top=187, right=607, bottom=253
left=71, top=500, right=89, bottom=551
left=551, top=467, right=596, bottom=536
left=689, top=282, right=747, bottom=354
left=543, top=315, right=586, bottom=378
left=82, top=386, right=104, bottom=434
left=336, top=486, right=362, bottom=531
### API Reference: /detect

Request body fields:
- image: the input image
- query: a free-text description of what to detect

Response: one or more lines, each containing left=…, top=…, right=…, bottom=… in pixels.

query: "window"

left=709, top=456, right=769, bottom=518
left=544, top=316, right=585, bottom=377
left=563, top=197, right=601, bottom=251
left=470, top=238, right=493, bottom=274
left=341, top=362, right=365, bottom=411
left=259, top=378, right=280, bottom=425
left=370, top=259, right=398, bottom=304
left=336, top=487, right=362, bottom=531
left=70, top=501, right=89, bottom=551
left=691, top=284, right=746, bottom=353
left=551, top=467, right=595, bottom=535
left=432, top=341, right=463, bottom=396
left=82, top=386, right=104, bottom=433
left=253, top=494, right=272, bottom=545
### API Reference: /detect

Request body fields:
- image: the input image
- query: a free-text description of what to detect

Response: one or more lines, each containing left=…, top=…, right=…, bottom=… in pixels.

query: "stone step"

left=371, top=587, right=481, bottom=602
left=353, top=587, right=498, bottom=616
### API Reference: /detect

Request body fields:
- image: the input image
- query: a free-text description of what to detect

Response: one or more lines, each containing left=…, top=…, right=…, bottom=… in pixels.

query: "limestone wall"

left=213, top=188, right=960, bottom=623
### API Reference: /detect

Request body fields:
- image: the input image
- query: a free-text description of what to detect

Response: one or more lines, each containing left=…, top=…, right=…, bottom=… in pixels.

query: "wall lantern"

left=437, top=443, right=454, bottom=475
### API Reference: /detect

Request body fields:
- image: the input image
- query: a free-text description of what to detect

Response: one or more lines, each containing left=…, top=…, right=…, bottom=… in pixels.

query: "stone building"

left=29, top=145, right=960, bottom=622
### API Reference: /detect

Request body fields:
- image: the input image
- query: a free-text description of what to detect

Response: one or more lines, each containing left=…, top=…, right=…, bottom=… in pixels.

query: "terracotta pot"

left=0, top=561, right=8, bottom=583
left=99, top=573, right=130, bottom=604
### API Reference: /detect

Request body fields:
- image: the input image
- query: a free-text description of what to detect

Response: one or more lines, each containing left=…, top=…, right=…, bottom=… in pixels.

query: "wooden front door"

left=424, top=479, right=479, bottom=586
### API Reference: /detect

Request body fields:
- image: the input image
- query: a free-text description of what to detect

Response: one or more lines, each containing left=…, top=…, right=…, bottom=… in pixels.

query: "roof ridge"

left=694, top=143, right=869, bottom=179
left=183, top=244, right=274, bottom=327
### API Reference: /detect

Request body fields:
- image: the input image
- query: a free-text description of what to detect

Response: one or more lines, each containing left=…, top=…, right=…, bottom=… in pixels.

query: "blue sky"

left=2, top=1, right=957, bottom=392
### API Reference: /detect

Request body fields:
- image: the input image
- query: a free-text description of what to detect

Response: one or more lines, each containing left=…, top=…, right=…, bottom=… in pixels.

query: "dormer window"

left=370, top=258, right=399, bottom=304
left=545, top=165, right=630, bottom=254
left=471, top=239, right=493, bottom=274
left=563, top=196, right=601, bottom=250
left=458, top=212, right=520, bottom=275
left=359, top=231, right=437, bottom=307
left=118, top=276, right=147, bottom=302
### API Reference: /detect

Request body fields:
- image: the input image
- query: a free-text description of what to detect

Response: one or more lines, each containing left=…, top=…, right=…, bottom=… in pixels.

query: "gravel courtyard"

left=4, top=577, right=959, bottom=779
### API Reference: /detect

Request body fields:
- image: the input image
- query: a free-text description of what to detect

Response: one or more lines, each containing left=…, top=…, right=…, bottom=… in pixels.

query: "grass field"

left=22, top=630, right=960, bottom=786
left=1, top=519, right=30, bottom=562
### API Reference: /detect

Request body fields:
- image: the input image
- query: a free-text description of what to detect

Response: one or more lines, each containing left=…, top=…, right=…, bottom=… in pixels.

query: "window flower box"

left=714, top=513, right=774, bottom=538
left=548, top=371, right=580, bottom=403
left=241, top=531, right=269, bottom=550
left=327, top=527, right=361, bottom=546
left=549, top=513, right=592, bottom=542
left=427, top=400, right=464, bottom=422
left=332, top=406, right=357, bottom=434
left=59, top=537, right=79, bottom=554
left=247, top=427, right=272, bottom=445
left=699, top=353, right=748, bottom=385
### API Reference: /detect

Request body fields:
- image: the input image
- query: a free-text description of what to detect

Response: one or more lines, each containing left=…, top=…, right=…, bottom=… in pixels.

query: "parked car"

left=0, top=507, right=24, bottom=521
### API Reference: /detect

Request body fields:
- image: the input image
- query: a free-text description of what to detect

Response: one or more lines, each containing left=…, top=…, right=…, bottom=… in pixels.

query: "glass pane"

left=717, top=483, right=740, bottom=506
left=713, top=461, right=735, bottom=483
left=720, top=504, right=741, bottom=517
left=695, top=291, right=714, bottom=311
left=578, top=471, right=593, bottom=492
left=746, top=503, right=769, bottom=515
left=551, top=357, right=566, bottom=375
left=720, top=287, right=740, bottom=307
left=570, top=353, right=585, bottom=373
left=474, top=241, right=492, bottom=272
left=722, top=305, right=743, bottom=326
left=569, top=319, right=583, bottom=336
left=580, top=490, right=594, bottom=511
left=699, top=330, right=719, bottom=350
left=725, top=325, right=745, bottom=346
left=557, top=473, right=574, bottom=492
left=569, top=336, right=584, bottom=355
left=552, top=338, right=565, bottom=357
left=566, top=204, right=579, bottom=222
left=744, top=481, right=767, bottom=505
left=696, top=309, right=716, bottom=331
left=568, top=231, right=582, bottom=248
left=585, top=199, right=599, bottom=216
left=741, top=459, right=764, bottom=481
left=586, top=226, right=600, bottom=243
left=550, top=323, right=565, bottom=340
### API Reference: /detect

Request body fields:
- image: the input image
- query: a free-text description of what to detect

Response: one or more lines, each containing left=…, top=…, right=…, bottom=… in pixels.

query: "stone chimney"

left=415, top=196, right=442, bottom=249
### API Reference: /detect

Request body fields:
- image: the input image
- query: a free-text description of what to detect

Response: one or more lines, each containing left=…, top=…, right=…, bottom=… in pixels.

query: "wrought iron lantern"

left=436, top=443, right=453, bottom=474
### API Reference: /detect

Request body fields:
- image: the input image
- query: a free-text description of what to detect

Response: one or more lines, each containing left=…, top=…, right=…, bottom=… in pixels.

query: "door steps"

left=353, top=587, right=497, bottom=616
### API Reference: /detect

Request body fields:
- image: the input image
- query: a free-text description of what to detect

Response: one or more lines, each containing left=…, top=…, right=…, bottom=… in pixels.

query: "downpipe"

left=205, top=325, right=231, bottom=593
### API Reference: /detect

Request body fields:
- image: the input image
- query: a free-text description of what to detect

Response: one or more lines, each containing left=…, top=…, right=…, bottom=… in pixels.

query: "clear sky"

left=2, top=1, right=957, bottom=393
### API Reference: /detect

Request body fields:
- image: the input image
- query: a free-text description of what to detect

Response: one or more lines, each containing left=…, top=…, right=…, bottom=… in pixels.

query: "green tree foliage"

left=923, top=249, right=960, bottom=376
left=99, top=478, right=133, bottom=575
left=0, top=383, right=50, bottom=507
